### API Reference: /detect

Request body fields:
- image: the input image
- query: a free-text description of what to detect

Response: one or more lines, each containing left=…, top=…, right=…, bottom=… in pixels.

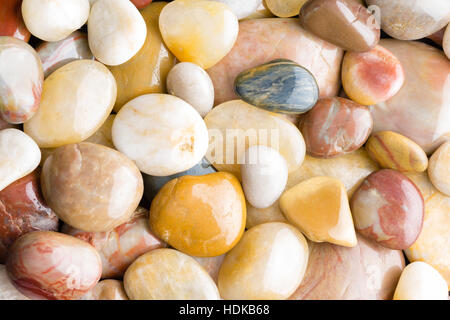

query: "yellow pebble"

left=265, top=0, right=308, bottom=18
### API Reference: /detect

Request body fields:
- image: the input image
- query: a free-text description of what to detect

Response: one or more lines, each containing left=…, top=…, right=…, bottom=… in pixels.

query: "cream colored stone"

left=124, top=248, right=220, bottom=300
left=0, top=129, right=40, bottom=192
left=0, top=265, right=30, bottom=300
left=112, top=94, right=209, bottom=176
left=166, top=62, right=214, bottom=117
left=394, top=262, right=448, bottom=300
left=444, top=24, right=450, bottom=59
left=428, top=140, right=450, bottom=196
left=22, top=0, right=90, bottom=42
left=88, top=0, right=147, bottom=66
left=208, top=0, right=262, bottom=19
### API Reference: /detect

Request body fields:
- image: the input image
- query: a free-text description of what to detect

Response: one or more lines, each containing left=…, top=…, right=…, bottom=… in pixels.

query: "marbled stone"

left=41, top=142, right=143, bottom=233
left=0, top=264, right=29, bottom=300
left=159, top=0, right=238, bottom=69
left=81, top=280, right=128, bottom=300
left=0, top=0, right=30, bottom=41
left=300, top=97, right=373, bottom=158
left=218, top=222, right=309, bottom=300
left=6, top=231, right=102, bottom=300
left=405, top=172, right=450, bottom=289
left=22, top=0, right=90, bottom=42
left=290, top=234, right=405, bottom=300
left=265, top=0, right=308, bottom=18
left=167, top=62, right=214, bottom=117
left=150, top=172, right=246, bottom=257
left=366, top=131, right=429, bottom=173
left=371, top=40, right=450, bottom=154
left=88, top=0, right=147, bottom=66
left=366, top=0, right=450, bottom=40
left=342, top=45, right=405, bottom=106
left=204, top=100, right=306, bottom=179
left=444, top=24, right=450, bottom=60
left=280, top=176, right=357, bottom=247
left=351, top=169, right=424, bottom=250
left=208, top=0, right=262, bottom=19
left=428, top=141, right=450, bottom=196
left=0, top=36, right=43, bottom=124
left=109, top=2, right=176, bottom=112
left=207, top=18, right=343, bottom=105
left=0, top=169, right=58, bottom=263
left=112, top=94, right=209, bottom=176
left=24, top=60, right=117, bottom=148
left=235, top=59, right=319, bottom=114
left=124, top=248, right=220, bottom=300
left=0, top=129, right=41, bottom=192
left=36, top=31, right=94, bottom=78
left=299, top=0, right=380, bottom=52
left=63, top=207, right=166, bottom=279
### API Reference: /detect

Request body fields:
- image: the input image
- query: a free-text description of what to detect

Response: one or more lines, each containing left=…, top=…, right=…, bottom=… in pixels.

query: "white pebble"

left=208, top=0, right=262, bottom=19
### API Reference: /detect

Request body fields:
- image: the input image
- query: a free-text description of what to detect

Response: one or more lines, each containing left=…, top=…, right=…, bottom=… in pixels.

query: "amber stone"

left=0, top=0, right=30, bottom=41
left=150, top=172, right=246, bottom=257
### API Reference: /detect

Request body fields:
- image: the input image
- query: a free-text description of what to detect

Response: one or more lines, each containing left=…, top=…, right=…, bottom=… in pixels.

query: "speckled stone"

left=299, top=97, right=373, bottom=158
left=0, top=0, right=30, bottom=41
left=235, top=59, right=318, bottom=114
left=351, top=169, right=424, bottom=250
left=81, top=280, right=128, bottom=300
left=428, top=141, right=450, bottom=196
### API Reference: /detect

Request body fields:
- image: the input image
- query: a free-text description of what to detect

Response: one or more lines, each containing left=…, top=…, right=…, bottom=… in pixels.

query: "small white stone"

left=241, top=145, right=288, bottom=209
left=112, top=94, right=209, bottom=176
left=208, top=0, right=262, bottom=19
left=0, top=129, right=41, bottom=191
left=167, top=62, right=214, bottom=117
left=394, top=261, right=448, bottom=300
left=88, top=0, right=147, bottom=66
left=0, top=265, right=30, bottom=300
left=22, top=0, right=90, bottom=42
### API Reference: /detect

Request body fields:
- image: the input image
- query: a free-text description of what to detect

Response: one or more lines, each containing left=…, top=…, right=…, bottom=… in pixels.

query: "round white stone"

left=112, top=94, right=209, bottom=176
left=22, top=0, right=90, bottom=42
left=88, top=0, right=147, bottom=66
left=167, top=62, right=214, bottom=117
left=241, top=145, right=288, bottom=209
left=208, top=0, right=262, bottom=19
left=0, top=129, right=41, bottom=191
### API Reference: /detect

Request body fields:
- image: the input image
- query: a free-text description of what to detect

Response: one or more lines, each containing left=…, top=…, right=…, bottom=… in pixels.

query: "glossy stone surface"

left=124, top=248, right=220, bottom=300
left=366, top=0, right=450, bottom=40
left=167, top=62, right=214, bottom=117
left=342, top=45, right=405, bottom=106
left=131, top=0, right=153, bottom=9
left=0, top=129, right=41, bottom=192
left=88, top=0, right=147, bottom=66
left=428, top=141, right=450, bottom=196
left=63, top=207, right=166, bottom=278
left=143, top=158, right=216, bottom=203
left=22, top=0, right=90, bottom=42
left=24, top=60, right=117, bottom=148
left=241, top=146, right=288, bottom=209
left=0, top=37, right=43, bottom=124
left=0, top=264, right=29, bottom=300
left=405, top=172, right=450, bottom=289
left=6, top=231, right=102, bottom=300
left=366, top=131, right=429, bottom=173
left=36, top=31, right=94, bottom=78
left=208, top=0, right=262, bottom=19
left=41, top=142, right=143, bottom=233
left=159, top=0, right=238, bottom=69
left=290, top=234, right=405, bottom=300
left=112, top=94, right=209, bottom=176
left=235, top=59, right=319, bottom=114
left=218, top=222, right=309, bottom=300
left=0, top=0, right=30, bottom=41
left=265, top=0, right=308, bottom=18
left=444, top=24, right=450, bottom=59
left=204, top=100, right=306, bottom=179
left=299, top=0, right=380, bottom=52
left=109, top=2, right=176, bottom=112
left=300, top=97, right=373, bottom=158
left=207, top=18, right=343, bottom=105
left=194, top=255, right=225, bottom=284
left=371, top=40, right=450, bottom=154
left=150, top=172, right=246, bottom=257
left=351, top=169, right=424, bottom=250
left=81, top=280, right=128, bottom=300
left=280, top=177, right=357, bottom=247
left=0, top=170, right=58, bottom=263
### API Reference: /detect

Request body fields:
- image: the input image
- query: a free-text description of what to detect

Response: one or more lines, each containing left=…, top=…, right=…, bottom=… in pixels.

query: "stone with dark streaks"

left=235, top=59, right=319, bottom=114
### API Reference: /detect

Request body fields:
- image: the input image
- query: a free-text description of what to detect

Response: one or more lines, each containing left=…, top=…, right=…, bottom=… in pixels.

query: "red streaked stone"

left=0, top=0, right=30, bottom=41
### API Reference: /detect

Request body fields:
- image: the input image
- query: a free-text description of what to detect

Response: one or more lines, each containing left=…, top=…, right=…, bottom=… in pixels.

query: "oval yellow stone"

left=204, top=100, right=306, bottom=179
left=428, top=140, right=450, bottom=196
left=109, top=2, right=176, bottom=112
left=124, top=249, right=220, bottom=300
left=265, top=0, right=308, bottom=18
left=24, top=60, right=117, bottom=148
left=159, top=0, right=239, bottom=69
left=280, top=176, right=357, bottom=247
left=218, top=222, right=309, bottom=300
left=366, top=131, right=428, bottom=173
